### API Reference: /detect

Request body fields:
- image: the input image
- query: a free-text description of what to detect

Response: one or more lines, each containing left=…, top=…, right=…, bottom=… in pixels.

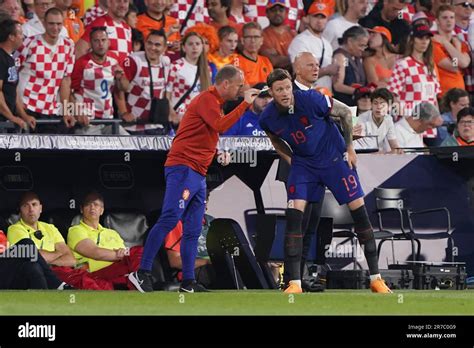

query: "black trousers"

left=0, top=238, right=62, bottom=289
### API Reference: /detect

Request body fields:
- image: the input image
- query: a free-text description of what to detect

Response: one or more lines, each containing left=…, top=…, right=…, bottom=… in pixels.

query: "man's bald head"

left=293, top=52, right=320, bottom=87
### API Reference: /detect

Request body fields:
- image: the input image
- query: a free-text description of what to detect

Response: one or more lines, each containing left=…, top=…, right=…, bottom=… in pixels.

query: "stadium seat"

left=244, top=208, right=285, bottom=289
left=374, top=187, right=455, bottom=264
left=103, top=211, right=148, bottom=248
left=320, top=190, right=361, bottom=270
left=207, top=218, right=271, bottom=289
left=0, top=212, right=19, bottom=234
left=42, top=209, right=82, bottom=240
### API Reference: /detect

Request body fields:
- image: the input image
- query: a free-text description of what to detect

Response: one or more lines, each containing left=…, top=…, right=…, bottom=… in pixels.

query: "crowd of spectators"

left=0, top=0, right=472, bottom=147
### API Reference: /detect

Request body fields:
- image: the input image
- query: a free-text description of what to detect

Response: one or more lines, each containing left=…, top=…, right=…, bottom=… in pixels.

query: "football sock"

left=350, top=205, right=380, bottom=275
left=289, top=280, right=302, bottom=287
left=300, top=202, right=322, bottom=276
left=285, top=208, right=304, bottom=282
left=370, top=274, right=382, bottom=281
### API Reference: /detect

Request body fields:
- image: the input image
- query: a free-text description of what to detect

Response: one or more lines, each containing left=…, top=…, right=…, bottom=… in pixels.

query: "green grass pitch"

left=0, top=290, right=473, bottom=315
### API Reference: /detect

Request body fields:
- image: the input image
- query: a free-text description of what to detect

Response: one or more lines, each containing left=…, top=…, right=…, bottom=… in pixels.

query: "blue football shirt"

left=259, top=89, right=346, bottom=170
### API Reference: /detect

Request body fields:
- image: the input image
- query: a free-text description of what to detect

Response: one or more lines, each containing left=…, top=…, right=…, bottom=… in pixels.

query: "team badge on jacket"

left=299, top=116, right=309, bottom=127
left=182, top=189, right=190, bottom=201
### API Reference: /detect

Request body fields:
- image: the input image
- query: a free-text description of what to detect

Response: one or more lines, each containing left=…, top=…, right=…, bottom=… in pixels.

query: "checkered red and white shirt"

left=82, top=15, right=131, bottom=63
left=169, top=0, right=210, bottom=34
left=228, top=13, right=254, bottom=24
left=166, top=58, right=202, bottom=120
left=71, top=52, right=120, bottom=119
left=246, top=0, right=304, bottom=31
left=388, top=56, right=441, bottom=138
left=454, top=25, right=474, bottom=93
left=122, top=51, right=171, bottom=122
left=388, top=56, right=441, bottom=114
left=17, top=35, right=75, bottom=116
left=83, top=4, right=107, bottom=27
left=399, top=4, right=415, bottom=23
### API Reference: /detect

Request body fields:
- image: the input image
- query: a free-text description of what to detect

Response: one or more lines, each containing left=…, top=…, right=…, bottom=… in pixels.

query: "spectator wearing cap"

left=354, top=84, right=373, bottom=114
left=414, top=0, right=435, bottom=23
left=235, top=21, right=273, bottom=86
left=260, top=0, right=295, bottom=70
left=435, top=87, right=470, bottom=145
left=441, top=106, right=474, bottom=146
left=354, top=87, right=402, bottom=153
left=395, top=101, right=443, bottom=148
left=288, top=1, right=339, bottom=91
left=224, top=82, right=270, bottom=135
left=432, top=5, right=470, bottom=96
left=246, top=0, right=303, bottom=32
left=359, top=0, right=411, bottom=53
left=388, top=23, right=440, bottom=117
left=332, top=25, right=369, bottom=106
left=323, top=0, right=368, bottom=50
left=412, top=11, right=432, bottom=27
left=363, top=25, right=398, bottom=87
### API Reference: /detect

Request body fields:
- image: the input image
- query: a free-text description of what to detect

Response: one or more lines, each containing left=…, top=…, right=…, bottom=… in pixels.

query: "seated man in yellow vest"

left=67, top=191, right=143, bottom=290
left=7, top=192, right=112, bottom=290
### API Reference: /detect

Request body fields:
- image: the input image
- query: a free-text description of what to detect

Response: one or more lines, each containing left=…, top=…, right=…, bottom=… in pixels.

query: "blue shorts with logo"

left=287, top=157, right=364, bottom=205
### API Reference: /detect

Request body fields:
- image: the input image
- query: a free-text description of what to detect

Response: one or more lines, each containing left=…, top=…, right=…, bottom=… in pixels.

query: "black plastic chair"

left=374, top=187, right=454, bottom=263
left=320, top=191, right=360, bottom=270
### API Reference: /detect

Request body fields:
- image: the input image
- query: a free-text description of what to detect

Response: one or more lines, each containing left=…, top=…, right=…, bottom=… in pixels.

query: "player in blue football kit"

left=224, top=82, right=272, bottom=137
left=259, top=69, right=392, bottom=294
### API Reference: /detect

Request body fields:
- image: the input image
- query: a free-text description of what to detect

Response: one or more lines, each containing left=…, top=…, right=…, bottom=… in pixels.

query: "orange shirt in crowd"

left=235, top=53, right=273, bottom=86
left=433, top=40, right=469, bottom=96
left=261, top=25, right=295, bottom=57
left=64, top=9, right=85, bottom=43
left=208, top=52, right=239, bottom=70
left=136, top=13, right=181, bottom=43
left=456, top=137, right=474, bottom=146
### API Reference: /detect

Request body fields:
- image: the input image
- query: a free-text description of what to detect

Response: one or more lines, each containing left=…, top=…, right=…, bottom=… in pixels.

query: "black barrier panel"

left=99, top=164, right=135, bottom=190
left=0, top=166, right=34, bottom=191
